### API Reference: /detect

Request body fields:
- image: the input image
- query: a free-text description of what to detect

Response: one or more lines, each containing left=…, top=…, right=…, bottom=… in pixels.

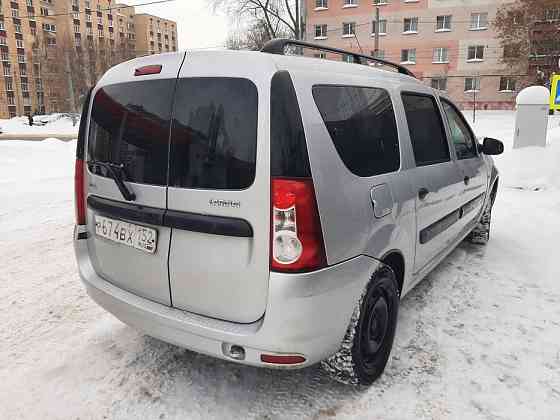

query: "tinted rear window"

left=169, top=78, right=258, bottom=190
left=88, top=80, right=175, bottom=185
left=312, top=85, right=400, bottom=177
left=401, top=93, right=450, bottom=166
left=270, top=71, right=311, bottom=178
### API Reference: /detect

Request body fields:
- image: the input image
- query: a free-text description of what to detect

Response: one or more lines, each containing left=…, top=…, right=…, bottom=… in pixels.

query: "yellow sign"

left=551, top=75, right=560, bottom=111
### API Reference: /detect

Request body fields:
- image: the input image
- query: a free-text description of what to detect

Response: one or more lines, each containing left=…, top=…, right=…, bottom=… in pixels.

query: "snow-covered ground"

left=0, top=114, right=79, bottom=136
left=1, top=112, right=559, bottom=420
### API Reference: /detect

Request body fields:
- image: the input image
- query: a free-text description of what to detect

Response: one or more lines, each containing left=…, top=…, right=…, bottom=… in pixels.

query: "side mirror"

left=480, top=137, right=504, bottom=155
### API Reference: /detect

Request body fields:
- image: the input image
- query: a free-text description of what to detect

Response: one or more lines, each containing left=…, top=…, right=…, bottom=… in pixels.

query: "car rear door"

left=400, top=92, right=465, bottom=274
left=440, top=98, right=487, bottom=228
left=85, top=56, right=184, bottom=306
left=166, top=59, right=270, bottom=323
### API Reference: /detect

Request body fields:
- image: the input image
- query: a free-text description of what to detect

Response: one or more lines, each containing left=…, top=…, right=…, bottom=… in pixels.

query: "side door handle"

left=418, top=188, right=429, bottom=200
left=464, top=176, right=470, bottom=185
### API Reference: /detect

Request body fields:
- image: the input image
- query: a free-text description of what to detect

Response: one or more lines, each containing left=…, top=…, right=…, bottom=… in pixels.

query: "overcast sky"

left=132, top=0, right=229, bottom=49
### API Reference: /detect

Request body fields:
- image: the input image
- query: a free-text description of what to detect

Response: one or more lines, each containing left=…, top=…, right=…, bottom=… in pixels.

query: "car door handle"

left=464, top=176, right=470, bottom=185
left=418, top=188, right=429, bottom=200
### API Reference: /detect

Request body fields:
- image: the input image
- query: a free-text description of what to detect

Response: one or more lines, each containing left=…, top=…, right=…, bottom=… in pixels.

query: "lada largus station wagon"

left=74, top=39, right=504, bottom=385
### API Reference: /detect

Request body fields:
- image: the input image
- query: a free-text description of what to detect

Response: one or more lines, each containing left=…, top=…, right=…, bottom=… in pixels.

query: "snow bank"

left=0, top=113, right=79, bottom=136
left=468, top=111, right=560, bottom=191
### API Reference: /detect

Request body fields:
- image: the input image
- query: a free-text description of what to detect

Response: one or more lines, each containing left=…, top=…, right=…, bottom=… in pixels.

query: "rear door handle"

left=418, top=188, right=429, bottom=200
left=464, top=176, right=470, bottom=185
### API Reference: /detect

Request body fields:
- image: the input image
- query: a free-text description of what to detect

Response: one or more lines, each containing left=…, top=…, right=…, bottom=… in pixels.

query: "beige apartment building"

left=0, top=0, right=177, bottom=119
left=305, top=0, right=518, bottom=109
left=134, top=13, right=177, bottom=55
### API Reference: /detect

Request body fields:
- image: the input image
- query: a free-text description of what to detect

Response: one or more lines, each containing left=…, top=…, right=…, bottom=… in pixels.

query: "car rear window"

left=88, top=79, right=175, bottom=186
left=312, top=85, right=400, bottom=177
left=169, top=78, right=258, bottom=190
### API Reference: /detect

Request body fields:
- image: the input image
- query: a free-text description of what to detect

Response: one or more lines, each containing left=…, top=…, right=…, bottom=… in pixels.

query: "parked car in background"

left=74, top=39, right=503, bottom=386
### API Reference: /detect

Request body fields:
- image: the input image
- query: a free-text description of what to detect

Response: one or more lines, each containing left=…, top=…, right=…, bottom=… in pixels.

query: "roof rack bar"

left=261, top=38, right=416, bottom=78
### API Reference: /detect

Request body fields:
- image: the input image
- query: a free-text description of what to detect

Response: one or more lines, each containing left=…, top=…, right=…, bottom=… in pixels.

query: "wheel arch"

left=380, top=250, right=406, bottom=297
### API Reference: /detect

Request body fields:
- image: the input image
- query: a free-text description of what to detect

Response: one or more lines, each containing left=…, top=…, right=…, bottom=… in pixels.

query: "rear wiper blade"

left=87, top=160, right=136, bottom=201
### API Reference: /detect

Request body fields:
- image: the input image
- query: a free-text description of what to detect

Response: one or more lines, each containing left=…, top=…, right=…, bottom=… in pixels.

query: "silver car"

left=74, top=40, right=503, bottom=385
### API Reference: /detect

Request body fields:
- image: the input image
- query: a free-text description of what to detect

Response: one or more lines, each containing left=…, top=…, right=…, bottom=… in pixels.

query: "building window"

left=314, top=52, right=327, bottom=59
left=21, top=82, right=28, bottom=92
left=73, top=12, right=79, bottom=19
left=17, top=54, right=26, bottom=63
left=46, top=38, right=56, bottom=47
left=15, top=24, right=22, bottom=33
left=86, top=14, right=92, bottom=22
left=27, top=0, right=33, bottom=7
left=5, top=78, right=13, bottom=91
left=436, top=15, right=452, bottom=31
left=343, top=0, right=357, bottom=6
left=0, top=37, right=6, bottom=46
left=544, top=8, right=560, bottom=21
left=431, top=77, right=447, bottom=91
left=315, top=0, right=328, bottom=9
left=42, top=23, right=56, bottom=32
left=372, top=19, right=387, bottom=35
left=403, top=17, right=418, bottom=33
left=342, top=54, right=355, bottom=63
left=373, top=0, right=390, bottom=4
left=499, top=77, right=516, bottom=92
left=372, top=49, right=385, bottom=59
left=0, top=22, right=4, bottom=31
left=16, top=39, right=24, bottom=48
left=401, top=48, right=416, bottom=64
left=433, top=47, right=449, bottom=63
left=467, top=45, right=484, bottom=61
left=11, top=9, right=19, bottom=18
left=74, top=24, right=80, bottom=33
left=464, top=77, right=480, bottom=92
left=40, top=7, right=49, bottom=16
left=315, top=24, right=327, bottom=39
left=342, top=22, right=356, bottom=37
left=470, top=13, right=488, bottom=30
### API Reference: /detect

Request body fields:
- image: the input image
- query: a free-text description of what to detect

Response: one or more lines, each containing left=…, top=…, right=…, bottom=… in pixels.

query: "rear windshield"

left=88, top=80, right=175, bottom=186
left=169, top=78, right=258, bottom=190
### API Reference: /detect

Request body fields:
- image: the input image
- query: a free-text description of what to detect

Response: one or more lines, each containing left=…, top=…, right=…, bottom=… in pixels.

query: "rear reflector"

left=260, top=354, right=306, bottom=365
left=134, top=65, right=162, bottom=76
left=75, top=158, right=86, bottom=225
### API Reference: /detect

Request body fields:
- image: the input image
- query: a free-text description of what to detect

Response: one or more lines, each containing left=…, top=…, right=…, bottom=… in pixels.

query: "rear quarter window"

left=88, top=79, right=175, bottom=186
left=312, top=85, right=400, bottom=177
left=169, top=78, right=258, bottom=190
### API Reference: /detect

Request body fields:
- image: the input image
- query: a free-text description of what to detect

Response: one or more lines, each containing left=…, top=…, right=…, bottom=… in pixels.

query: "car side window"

left=312, top=85, right=400, bottom=177
left=441, top=99, right=478, bottom=159
left=401, top=93, right=450, bottom=167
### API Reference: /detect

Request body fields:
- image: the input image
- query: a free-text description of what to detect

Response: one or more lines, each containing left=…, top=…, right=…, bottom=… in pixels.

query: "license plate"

left=94, top=215, right=157, bottom=254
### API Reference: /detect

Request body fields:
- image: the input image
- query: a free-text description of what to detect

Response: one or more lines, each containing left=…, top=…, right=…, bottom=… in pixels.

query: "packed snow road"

left=1, top=112, right=559, bottom=419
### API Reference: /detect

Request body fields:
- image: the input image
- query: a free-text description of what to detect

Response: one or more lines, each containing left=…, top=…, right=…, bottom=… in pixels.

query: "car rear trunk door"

left=85, top=55, right=184, bottom=305
left=167, top=57, right=271, bottom=323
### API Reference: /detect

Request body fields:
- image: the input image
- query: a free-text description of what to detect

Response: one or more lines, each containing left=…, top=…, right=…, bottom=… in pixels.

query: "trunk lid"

left=166, top=53, right=273, bottom=323
left=85, top=54, right=184, bottom=305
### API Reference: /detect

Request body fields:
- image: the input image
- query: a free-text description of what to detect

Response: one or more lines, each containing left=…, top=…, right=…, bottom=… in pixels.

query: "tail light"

left=75, top=158, right=86, bottom=225
left=271, top=178, right=327, bottom=272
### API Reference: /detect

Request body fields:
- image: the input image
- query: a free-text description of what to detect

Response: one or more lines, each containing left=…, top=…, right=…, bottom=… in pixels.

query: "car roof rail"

left=261, top=38, right=416, bottom=78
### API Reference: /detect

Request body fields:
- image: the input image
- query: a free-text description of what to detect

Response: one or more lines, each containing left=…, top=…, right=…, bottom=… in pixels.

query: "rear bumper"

left=74, top=228, right=379, bottom=368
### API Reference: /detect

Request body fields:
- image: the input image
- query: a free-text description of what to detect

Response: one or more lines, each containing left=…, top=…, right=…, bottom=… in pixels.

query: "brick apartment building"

left=0, top=0, right=177, bottom=119
left=304, top=0, right=521, bottom=109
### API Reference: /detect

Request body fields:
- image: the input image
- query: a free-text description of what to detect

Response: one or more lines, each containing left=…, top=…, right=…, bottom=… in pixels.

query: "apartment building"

left=305, top=0, right=519, bottom=109
left=134, top=13, right=177, bottom=55
left=0, top=0, right=178, bottom=119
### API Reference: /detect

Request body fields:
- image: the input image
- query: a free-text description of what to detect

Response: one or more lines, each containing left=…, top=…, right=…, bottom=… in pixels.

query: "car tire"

left=321, top=264, right=399, bottom=386
left=468, top=193, right=495, bottom=245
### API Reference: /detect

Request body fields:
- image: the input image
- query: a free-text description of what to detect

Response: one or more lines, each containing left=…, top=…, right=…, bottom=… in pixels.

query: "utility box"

left=514, top=86, right=550, bottom=148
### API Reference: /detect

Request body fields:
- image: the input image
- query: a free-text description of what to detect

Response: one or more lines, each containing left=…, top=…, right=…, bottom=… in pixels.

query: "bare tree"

left=494, top=0, right=560, bottom=86
left=210, top=0, right=301, bottom=40
left=226, top=19, right=290, bottom=50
